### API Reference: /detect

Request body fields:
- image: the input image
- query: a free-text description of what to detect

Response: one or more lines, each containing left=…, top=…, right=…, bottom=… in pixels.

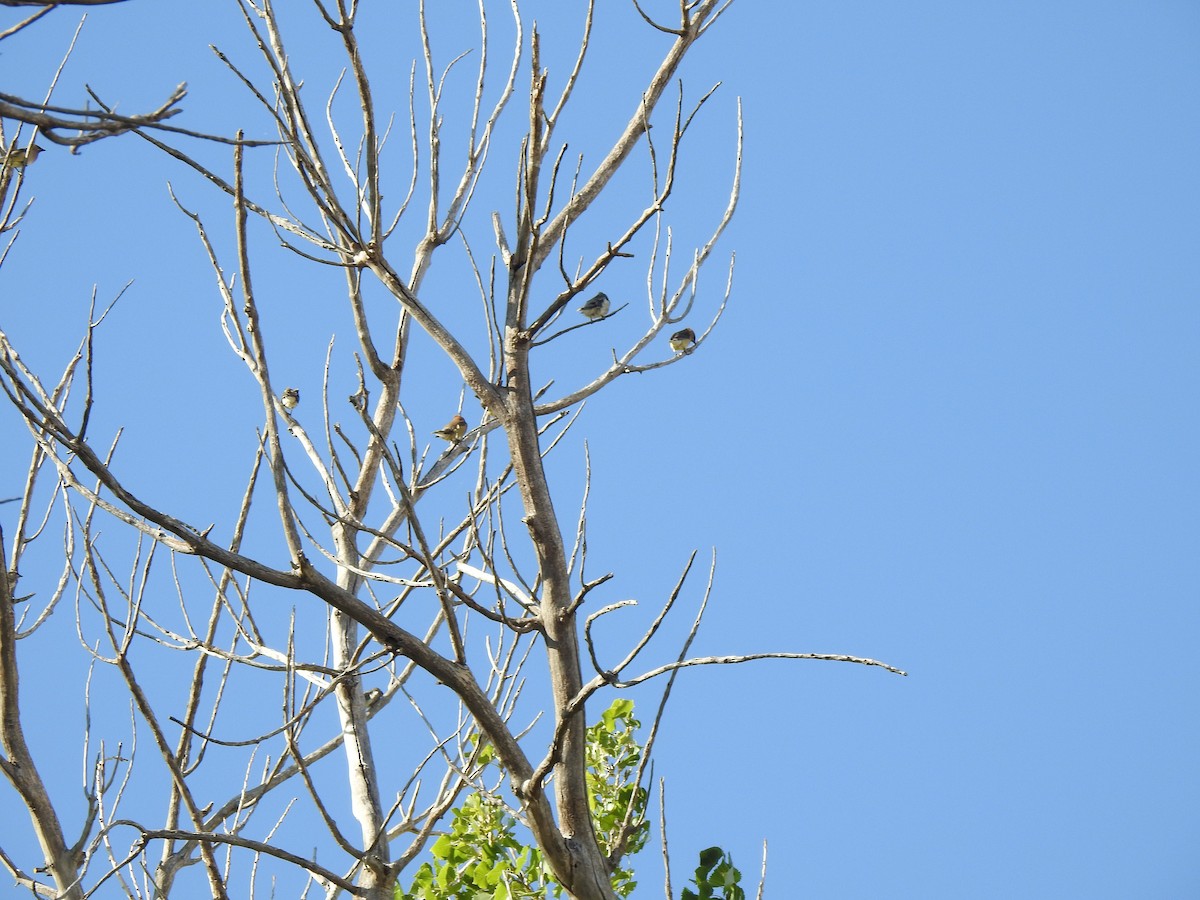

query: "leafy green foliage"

left=398, top=790, right=558, bottom=900
left=398, top=699, right=650, bottom=900
left=681, top=847, right=746, bottom=900
left=585, top=697, right=651, bottom=893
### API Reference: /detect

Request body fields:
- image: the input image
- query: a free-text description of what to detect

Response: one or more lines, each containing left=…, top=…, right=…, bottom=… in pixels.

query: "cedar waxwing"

left=281, top=388, right=300, bottom=410
left=433, top=414, right=468, bottom=443
left=669, top=327, right=696, bottom=353
left=3, top=144, right=43, bottom=169
left=578, top=292, right=610, bottom=320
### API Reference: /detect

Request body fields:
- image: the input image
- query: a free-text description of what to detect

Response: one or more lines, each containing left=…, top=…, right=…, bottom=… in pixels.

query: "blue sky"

left=2, top=2, right=1198, bottom=898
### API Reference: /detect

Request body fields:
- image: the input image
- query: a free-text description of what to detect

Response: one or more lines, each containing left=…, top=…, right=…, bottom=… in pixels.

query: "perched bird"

left=281, top=387, right=300, bottom=410
left=3, top=143, right=43, bottom=169
left=433, top=414, right=468, bottom=443
left=669, top=327, right=697, bottom=353
left=578, top=291, right=610, bottom=320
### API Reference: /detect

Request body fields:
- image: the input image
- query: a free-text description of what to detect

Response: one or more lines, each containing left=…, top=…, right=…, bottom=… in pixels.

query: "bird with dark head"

left=433, top=414, right=468, bottom=443
left=578, top=292, right=610, bottom=320
left=669, top=327, right=696, bottom=353
left=3, top=143, right=43, bottom=170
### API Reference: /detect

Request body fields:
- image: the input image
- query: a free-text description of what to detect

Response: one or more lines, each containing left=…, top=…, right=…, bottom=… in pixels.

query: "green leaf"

left=698, top=846, right=724, bottom=871
left=402, top=699, right=655, bottom=900
left=682, top=847, right=745, bottom=900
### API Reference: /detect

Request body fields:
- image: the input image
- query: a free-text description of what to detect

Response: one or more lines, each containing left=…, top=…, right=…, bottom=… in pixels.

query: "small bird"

left=281, top=387, right=300, bottom=410
left=433, top=414, right=468, bottom=443
left=669, top=327, right=696, bottom=353
left=3, top=144, right=43, bottom=169
left=578, top=292, right=610, bottom=320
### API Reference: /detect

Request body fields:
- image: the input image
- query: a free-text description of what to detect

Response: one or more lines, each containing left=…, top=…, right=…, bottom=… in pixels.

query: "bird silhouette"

left=3, top=144, right=43, bottom=169
left=433, top=414, right=468, bottom=443
left=578, top=292, right=611, bottom=320
left=669, top=328, right=696, bottom=353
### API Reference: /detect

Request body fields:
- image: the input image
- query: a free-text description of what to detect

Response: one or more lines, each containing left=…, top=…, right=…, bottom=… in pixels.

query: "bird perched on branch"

left=669, top=328, right=696, bottom=353
left=433, top=414, right=468, bottom=443
left=3, top=143, right=43, bottom=169
left=281, top=387, right=300, bottom=410
left=578, top=292, right=610, bottom=320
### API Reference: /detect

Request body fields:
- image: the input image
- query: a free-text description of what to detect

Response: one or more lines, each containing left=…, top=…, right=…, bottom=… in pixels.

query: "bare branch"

left=0, top=1, right=132, bottom=6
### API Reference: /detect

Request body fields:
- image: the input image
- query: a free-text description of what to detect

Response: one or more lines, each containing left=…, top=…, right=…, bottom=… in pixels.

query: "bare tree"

left=0, top=2, right=905, bottom=898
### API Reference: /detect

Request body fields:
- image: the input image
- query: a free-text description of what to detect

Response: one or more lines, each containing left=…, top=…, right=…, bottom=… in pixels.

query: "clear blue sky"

left=2, top=2, right=1197, bottom=898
